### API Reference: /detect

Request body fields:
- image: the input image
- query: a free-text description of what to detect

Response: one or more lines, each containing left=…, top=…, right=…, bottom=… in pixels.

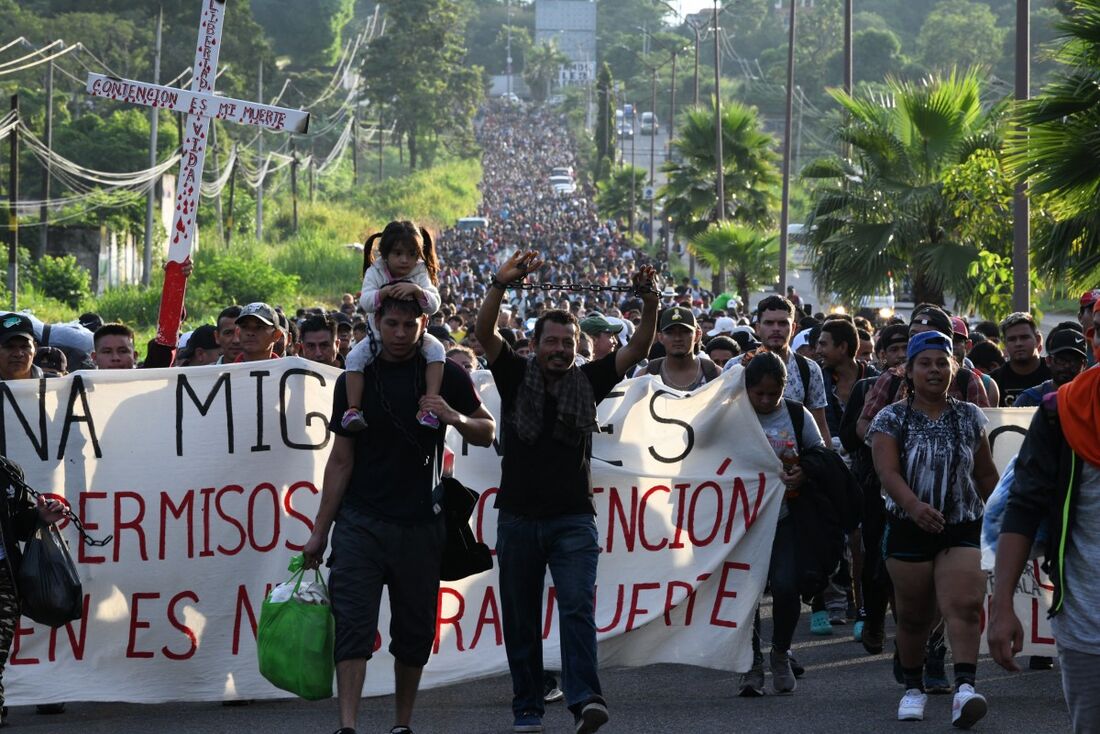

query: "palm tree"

left=523, top=40, right=568, bottom=104
left=595, top=165, right=647, bottom=234
left=689, top=223, right=779, bottom=310
left=1006, top=0, right=1100, bottom=288
left=661, top=102, right=780, bottom=291
left=803, top=69, right=998, bottom=306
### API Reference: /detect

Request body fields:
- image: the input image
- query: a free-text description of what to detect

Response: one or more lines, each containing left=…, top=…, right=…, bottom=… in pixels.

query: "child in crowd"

left=342, top=220, right=446, bottom=430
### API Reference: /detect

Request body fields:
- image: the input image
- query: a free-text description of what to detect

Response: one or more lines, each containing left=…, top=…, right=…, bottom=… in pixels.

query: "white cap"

left=707, top=316, right=738, bottom=337
left=791, top=328, right=814, bottom=352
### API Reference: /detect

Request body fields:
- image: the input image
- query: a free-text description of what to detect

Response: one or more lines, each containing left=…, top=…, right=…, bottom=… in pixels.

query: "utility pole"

left=8, top=94, right=19, bottom=309
left=256, top=61, right=264, bottom=241
left=844, top=0, right=853, bottom=95
left=290, top=141, right=299, bottom=233
left=225, top=145, right=238, bottom=248
left=309, top=154, right=315, bottom=204
left=692, top=21, right=701, bottom=106
left=649, top=66, right=657, bottom=249
left=143, top=5, right=162, bottom=286
left=352, top=117, right=360, bottom=186
left=38, top=58, right=54, bottom=260
left=713, top=1, right=725, bottom=292
left=506, top=0, right=513, bottom=96
left=629, top=116, right=636, bottom=238
left=778, top=0, right=798, bottom=294
left=795, top=85, right=804, bottom=177
left=1013, top=0, right=1031, bottom=312
left=378, top=114, right=385, bottom=181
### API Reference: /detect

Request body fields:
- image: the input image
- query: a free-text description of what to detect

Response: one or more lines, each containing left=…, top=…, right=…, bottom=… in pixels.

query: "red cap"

left=1080, top=289, right=1100, bottom=309
left=950, top=316, right=969, bottom=338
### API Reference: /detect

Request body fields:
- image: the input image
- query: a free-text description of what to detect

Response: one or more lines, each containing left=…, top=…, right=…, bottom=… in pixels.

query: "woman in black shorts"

left=868, top=331, right=999, bottom=728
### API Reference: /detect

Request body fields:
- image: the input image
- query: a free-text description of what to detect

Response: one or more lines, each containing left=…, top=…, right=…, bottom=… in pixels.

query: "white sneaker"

left=952, top=684, right=988, bottom=729
left=898, top=688, right=928, bottom=721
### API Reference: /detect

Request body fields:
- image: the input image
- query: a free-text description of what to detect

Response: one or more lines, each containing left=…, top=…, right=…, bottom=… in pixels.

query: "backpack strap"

left=793, top=352, right=812, bottom=397
left=785, top=398, right=806, bottom=453
left=957, top=367, right=972, bottom=400
left=700, top=358, right=721, bottom=382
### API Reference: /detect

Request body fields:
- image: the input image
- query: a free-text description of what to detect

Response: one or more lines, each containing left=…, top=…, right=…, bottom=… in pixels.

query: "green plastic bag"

left=257, top=555, right=335, bottom=700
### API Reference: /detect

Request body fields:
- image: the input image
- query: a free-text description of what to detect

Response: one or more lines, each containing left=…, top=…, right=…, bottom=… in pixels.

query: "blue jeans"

left=752, top=516, right=801, bottom=660
left=497, top=511, right=603, bottom=718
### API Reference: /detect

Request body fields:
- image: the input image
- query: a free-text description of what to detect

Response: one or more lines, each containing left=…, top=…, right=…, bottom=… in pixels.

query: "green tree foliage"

left=523, top=40, right=568, bottom=103
left=595, top=63, right=616, bottom=175
left=803, top=69, right=999, bottom=306
left=595, top=165, right=647, bottom=232
left=1007, top=0, right=1100, bottom=288
left=463, top=0, right=534, bottom=75
left=252, top=0, right=355, bottom=67
left=661, top=102, right=780, bottom=241
left=361, top=0, right=483, bottom=170
left=689, top=223, right=778, bottom=310
left=917, top=1, right=1007, bottom=72
left=30, top=255, right=92, bottom=309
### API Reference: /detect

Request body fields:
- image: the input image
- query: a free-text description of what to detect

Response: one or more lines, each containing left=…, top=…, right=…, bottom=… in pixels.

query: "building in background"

left=535, top=0, right=597, bottom=87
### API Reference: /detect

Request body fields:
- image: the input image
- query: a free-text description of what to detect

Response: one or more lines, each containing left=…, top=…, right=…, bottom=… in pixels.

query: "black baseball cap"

left=0, top=314, right=35, bottom=346
left=659, top=306, right=696, bottom=332
left=1048, top=329, right=1089, bottom=359
left=909, top=306, right=953, bottom=336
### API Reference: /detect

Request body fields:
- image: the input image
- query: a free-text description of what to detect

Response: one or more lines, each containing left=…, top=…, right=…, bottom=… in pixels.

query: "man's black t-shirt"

left=990, top=360, right=1052, bottom=407
left=328, top=357, right=482, bottom=524
left=490, top=341, right=622, bottom=518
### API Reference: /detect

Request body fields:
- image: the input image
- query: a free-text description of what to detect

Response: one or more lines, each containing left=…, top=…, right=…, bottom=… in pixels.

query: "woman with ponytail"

left=868, top=330, right=999, bottom=728
left=342, top=220, right=446, bottom=431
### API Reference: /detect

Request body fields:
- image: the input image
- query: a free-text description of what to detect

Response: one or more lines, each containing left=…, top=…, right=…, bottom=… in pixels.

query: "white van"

left=455, top=217, right=489, bottom=231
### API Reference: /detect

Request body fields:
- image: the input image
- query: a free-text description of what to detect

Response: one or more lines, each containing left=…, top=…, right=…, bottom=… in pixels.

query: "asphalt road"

left=8, top=605, right=1069, bottom=734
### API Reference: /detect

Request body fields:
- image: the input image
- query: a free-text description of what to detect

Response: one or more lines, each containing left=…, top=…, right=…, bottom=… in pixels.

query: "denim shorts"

left=883, top=516, right=981, bottom=563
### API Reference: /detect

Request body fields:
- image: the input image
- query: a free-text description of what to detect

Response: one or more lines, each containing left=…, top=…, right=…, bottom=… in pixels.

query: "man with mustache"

left=474, top=250, right=659, bottom=734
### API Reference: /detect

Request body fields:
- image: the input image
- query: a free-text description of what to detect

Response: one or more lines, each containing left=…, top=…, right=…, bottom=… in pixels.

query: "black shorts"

left=327, top=505, right=445, bottom=666
left=882, top=516, right=981, bottom=563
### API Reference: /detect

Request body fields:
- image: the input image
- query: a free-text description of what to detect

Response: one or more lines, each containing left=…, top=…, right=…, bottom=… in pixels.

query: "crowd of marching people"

left=0, top=98, right=1096, bottom=734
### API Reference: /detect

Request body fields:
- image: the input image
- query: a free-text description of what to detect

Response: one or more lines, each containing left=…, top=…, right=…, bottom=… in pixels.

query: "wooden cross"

left=85, top=0, right=309, bottom=346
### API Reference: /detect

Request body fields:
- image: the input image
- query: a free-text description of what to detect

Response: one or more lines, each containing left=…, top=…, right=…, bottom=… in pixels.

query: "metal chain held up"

left=504, top=281, right=660, bottom=296
left=0, top=456, right=113, bottom=547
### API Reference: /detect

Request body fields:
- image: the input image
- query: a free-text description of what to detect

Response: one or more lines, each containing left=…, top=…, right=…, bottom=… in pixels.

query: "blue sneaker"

left=853, top=620, right=865, bottom=643
left=514, top=712, right=543, bottom=733
left=810, top=610, right=833, bottom=636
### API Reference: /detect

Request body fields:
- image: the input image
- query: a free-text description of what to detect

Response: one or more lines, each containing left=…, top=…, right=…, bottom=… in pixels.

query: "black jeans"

left=752, top=516, right=801, bottom=659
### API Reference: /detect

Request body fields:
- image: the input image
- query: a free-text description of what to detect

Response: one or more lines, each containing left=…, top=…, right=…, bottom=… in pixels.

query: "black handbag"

left=437, top=476, right=493, bottom=582
left=18, top=520, right=83, bottom=628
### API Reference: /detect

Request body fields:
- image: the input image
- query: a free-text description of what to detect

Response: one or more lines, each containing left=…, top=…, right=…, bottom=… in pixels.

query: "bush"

left=271, top=230, right=362, bottom=297
left=30, top=255, right=92, bottom=309
left=189, top=246, right=300, bottom=312
left=94, top=282, right=165, bottom=326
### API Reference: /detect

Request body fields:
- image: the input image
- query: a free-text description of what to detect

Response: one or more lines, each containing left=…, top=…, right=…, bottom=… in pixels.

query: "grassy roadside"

left=10, top=158, right=483, bottom=347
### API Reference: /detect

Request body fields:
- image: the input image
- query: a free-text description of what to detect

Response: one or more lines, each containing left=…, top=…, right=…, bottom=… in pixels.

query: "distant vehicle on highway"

left=549, top=175, right=577, bottom=196
left=616, top=106, right=635, bottom=139
left=640, top=111, right=658, bottom=135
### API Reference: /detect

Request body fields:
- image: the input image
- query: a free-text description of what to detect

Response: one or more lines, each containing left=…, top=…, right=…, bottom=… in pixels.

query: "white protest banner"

left=977, top=408, right=1056, bottom=657
left=0, top=360, right=782, bottom=704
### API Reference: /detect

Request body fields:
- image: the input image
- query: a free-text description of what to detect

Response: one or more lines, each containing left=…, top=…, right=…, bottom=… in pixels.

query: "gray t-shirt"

left=866, top=401, right=989, bottom=524
left=756, top=403, right=825, bottom=519
left=1052, top=461, right=1100, bottom=654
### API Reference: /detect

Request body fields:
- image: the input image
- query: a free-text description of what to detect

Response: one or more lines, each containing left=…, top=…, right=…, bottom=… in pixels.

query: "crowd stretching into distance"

left=0, top=100, right=1096, bottom=734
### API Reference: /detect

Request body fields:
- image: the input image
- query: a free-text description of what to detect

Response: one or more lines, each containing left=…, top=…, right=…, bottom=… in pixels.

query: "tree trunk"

left=408, top=129, right=418, bottom=171
left=911, top=268, right=944, bottom=309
